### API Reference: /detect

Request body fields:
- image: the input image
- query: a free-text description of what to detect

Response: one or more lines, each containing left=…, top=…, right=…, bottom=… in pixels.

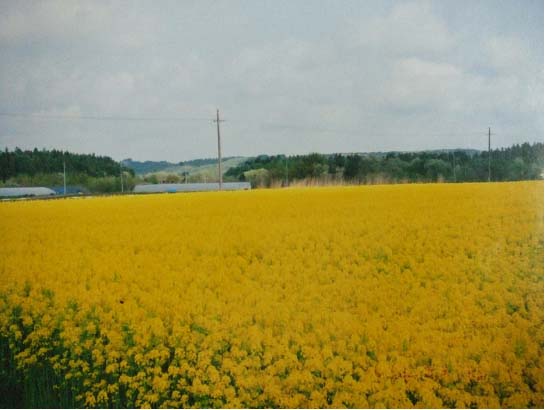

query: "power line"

left=0, top=112, right=212, bottom=122
left=258, top=122, right=488, bottom=137
left=1, top=111, right=512, bottom=161
left=0, top=112, right=508, bottom=140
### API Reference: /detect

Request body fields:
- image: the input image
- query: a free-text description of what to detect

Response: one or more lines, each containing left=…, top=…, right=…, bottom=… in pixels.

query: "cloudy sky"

left=0, top=0, right=543, bottom=161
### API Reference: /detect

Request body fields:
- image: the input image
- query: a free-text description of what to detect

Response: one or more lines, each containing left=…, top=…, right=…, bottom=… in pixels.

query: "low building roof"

left=0, top=187, right=56, bottom=197
left=134, top=182, right=250, bottom=193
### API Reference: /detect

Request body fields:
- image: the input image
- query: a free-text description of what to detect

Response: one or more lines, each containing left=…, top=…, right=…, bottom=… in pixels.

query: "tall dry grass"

left=253, top=173, right=443, bottom=189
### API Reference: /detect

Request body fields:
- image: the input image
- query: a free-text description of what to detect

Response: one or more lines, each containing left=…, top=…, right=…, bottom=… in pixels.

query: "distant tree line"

left=225, top=143, right=544, bottom=187
left=0, top=148, right=134, bottom=193
left=2, top=143, right=542, bottom=192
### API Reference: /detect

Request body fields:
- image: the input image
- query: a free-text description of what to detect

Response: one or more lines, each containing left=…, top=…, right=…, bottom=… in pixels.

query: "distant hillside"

left=122, top=156, right=246, bottom=175
left=179, top=158, right=228, bottom=167
left=121, top=159, right=176, bottom=174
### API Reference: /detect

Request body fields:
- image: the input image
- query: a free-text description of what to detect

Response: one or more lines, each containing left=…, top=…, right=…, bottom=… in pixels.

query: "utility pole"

left=213, top=109, right=225, bottom=190
left=488, top=127, right=491, bottom=182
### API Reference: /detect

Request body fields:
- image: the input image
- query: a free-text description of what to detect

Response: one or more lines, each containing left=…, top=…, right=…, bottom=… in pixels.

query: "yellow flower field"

left=0, top=182, right=543, bottom=408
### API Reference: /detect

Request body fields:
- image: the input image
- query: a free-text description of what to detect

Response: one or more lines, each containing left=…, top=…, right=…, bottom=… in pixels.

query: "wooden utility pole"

left=214, top=109, right=224, bottom=190
left=488, top=127, right=491, bottom=182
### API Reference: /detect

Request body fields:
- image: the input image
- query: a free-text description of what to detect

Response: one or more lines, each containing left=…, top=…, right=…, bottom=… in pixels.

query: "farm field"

left=0, top=182, right=543, bottom=408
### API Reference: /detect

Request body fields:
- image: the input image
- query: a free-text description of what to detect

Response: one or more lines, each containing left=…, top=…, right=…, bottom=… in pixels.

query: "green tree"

left=343, top=155, right=362, bottom=180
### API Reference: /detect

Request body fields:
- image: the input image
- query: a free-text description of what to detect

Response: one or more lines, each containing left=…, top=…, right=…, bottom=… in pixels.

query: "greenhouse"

left=0, top=187, right=56, bottom=198
left=133, top=182, right=251, bottom=194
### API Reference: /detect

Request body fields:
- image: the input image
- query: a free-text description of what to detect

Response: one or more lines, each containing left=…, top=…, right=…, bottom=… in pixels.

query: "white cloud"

left=0, top=1, right=159, bottom=50
left=0, top=1, right=109, bottom=43
left=485, top=35, right=533, bottom=73
left=384, top=58, right=464, bottom=109
left=355, top=0, right=455, bottom=57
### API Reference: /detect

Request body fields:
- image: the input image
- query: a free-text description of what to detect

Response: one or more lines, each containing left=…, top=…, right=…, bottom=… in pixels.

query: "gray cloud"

left=0, top=0, right=542, bottom=161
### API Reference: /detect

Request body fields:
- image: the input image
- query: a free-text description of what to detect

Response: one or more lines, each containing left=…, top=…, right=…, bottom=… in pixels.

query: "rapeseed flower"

left=0, top=182, right=542, bottom=408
